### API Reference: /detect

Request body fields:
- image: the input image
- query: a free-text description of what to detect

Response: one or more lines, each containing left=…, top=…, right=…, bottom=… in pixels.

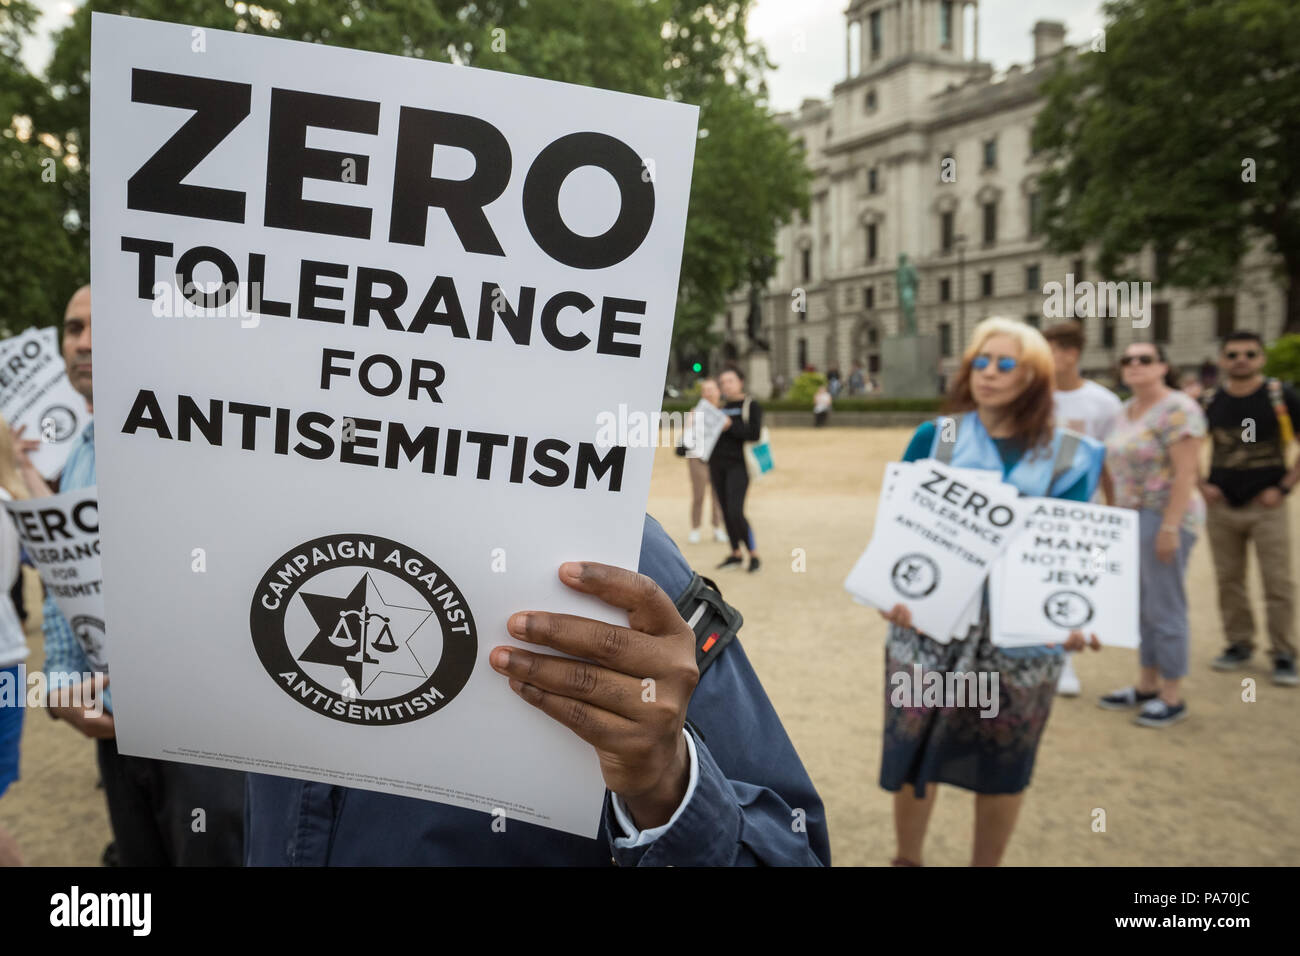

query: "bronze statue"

left=896, top=253, right=918, bottom=336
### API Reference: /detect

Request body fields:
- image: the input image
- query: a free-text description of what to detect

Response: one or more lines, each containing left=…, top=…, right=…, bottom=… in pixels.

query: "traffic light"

left=692, top=361, right=703, bottom=374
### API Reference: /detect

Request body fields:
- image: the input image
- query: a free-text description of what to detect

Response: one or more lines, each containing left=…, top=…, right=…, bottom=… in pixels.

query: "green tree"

left=1033, top=0, right=1300, bottom=334
left=34, top=0, right=808, bottom=362
left=0, top=0, right=86, bottom=331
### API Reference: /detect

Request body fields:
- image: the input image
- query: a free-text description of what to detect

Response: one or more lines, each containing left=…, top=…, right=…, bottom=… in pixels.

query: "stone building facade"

left=713, top=0, right=1285, bottom=392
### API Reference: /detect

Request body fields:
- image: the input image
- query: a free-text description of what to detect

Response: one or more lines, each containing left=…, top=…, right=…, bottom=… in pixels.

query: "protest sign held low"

left=4, top=487, right=106, bottom=671
left=990, top=499, right=1140, bottom=649
left=90, top=14, right=698, bottom=838
left=0, top=328, right=90, bottom=480
left=844, top=460, right=1021, bottom=640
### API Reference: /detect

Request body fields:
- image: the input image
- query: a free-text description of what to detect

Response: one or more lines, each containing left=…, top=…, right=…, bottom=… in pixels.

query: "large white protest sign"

left=4, top=487, right=106, bottom=671
left=0, top=328, right=90, bottom=479
left=845, top=460, right=1020, bottom=640
left=687, top=399, right=728, bottom=461
left=990, top=499, right=1140, bottom=649
left=90, top=14, right=698, bottom=837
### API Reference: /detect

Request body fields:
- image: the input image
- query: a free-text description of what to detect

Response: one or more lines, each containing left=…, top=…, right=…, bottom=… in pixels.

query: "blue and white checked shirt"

left=41, top=421, right=108, bottom=711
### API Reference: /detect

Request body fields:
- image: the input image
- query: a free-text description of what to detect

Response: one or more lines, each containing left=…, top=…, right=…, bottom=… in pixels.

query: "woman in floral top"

left=1100, top=342, right=1206, bottom=727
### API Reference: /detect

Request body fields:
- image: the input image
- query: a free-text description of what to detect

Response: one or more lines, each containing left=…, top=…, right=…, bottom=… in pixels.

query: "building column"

left=970, top=2, right=979, bottom=61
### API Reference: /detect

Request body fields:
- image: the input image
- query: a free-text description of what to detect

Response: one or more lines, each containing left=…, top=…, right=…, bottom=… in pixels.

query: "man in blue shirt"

left=246, top=515, right=830, bottom=865
left=18, top=286, right=245, bottom=866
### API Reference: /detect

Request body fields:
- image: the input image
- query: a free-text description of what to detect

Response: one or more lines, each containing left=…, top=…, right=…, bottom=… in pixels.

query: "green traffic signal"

left=692, top=362, right=703, bottom=373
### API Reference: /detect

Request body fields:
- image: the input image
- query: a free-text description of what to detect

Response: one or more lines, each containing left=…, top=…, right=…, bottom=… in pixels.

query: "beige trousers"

left=1205, top=498, right=1296, bottom=659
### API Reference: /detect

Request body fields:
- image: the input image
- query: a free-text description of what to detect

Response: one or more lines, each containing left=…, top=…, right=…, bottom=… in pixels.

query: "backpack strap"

left=673, top=572, right=743, bottom=677
left=1268, top=378, right=1295, bottom=446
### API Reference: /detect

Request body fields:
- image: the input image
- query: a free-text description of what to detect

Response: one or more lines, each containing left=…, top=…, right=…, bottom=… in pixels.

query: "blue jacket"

left=244, top=515, right=830, bottom=866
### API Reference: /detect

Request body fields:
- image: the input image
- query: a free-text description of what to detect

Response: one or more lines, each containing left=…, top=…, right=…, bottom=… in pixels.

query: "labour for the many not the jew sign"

left=89, top=13, right=698, bottom=837
left=991, top=500, right=1140, bottom=649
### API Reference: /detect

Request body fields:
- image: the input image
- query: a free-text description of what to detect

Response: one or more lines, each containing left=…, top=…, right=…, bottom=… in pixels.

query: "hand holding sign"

left=491, top=561, right=697, bottom=829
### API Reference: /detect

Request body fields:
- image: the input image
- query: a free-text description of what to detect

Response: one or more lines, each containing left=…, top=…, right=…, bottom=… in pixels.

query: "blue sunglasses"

left=971, top=354, right=1018, bottom=373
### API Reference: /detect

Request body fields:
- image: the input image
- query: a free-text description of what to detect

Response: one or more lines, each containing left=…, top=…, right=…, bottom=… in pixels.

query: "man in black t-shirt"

left=1200, top=332, right=1300, bottom=685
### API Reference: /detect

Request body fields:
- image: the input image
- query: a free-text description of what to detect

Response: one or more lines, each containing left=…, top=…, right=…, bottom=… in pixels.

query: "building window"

left=801, top=248, right=812, bottom=282
left=865, top=89, right=877, bottom=111
left=1028, top=191, right=1041, bottom=237
left=982, top=201, right=997, bottom=245
left=941, top=211, right=955, bottom=252
left=940, top=1, right=954, bottom=48
left=865, top=285, right=875, bottom=309
left=1026, top=264, right=1041, bottom=292
left=980, top=271, right=994, bottom=298
left=798, top=337, right=809, bottom=370
left=939, top=277, right=952, bottom=302
left=1153, top=303, right=1171, bottom=343
left=868, top=167, right=879, bottom=193
left=1073, top=257, right=1085, bottom=282
left=726, top=311, right=734, bottom=331
left=866, top=223, right=878, bottom=263
left=870, top=11, right=882, bottom=59
left=1024, top=313, right=1040, bottom=329
left=983, top=138, right=997, bottom=170
left=1214, top=296, right=1236, bottom=339
left=1102, top=315, right=1116, bottom=349
left=868, top=325, right=879, bottom=346
left=939, top=322, right=952, bottom=357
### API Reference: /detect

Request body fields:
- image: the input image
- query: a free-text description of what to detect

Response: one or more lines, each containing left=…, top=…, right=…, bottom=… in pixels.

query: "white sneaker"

left=713, top=528, right=728, bottom=543
left=1056, top=655, right=1081, bottom=696
left=687, top=529, right=701, bottom=544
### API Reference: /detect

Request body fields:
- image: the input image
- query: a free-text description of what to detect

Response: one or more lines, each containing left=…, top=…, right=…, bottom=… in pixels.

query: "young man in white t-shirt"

left=1046, top=321, right=1123, bottom=695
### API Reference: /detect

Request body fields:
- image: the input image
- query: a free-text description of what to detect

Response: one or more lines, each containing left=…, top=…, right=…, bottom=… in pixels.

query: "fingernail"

left=490, top=648, right=510, bottom=670
left=559, top=562, right=583, bottom=582
left=508, top=678, right=524, bottom=694
left=508, top=613, right=527, bottom=637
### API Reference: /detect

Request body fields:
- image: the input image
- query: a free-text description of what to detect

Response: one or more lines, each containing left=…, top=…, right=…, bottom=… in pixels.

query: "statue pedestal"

left=745, top=351, right=773, bottom=401
left=881, top=335, right=941, bottom=398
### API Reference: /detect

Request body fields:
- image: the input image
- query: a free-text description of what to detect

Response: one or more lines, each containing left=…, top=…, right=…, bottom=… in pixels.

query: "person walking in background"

left=711, top=367, right=762, bottom=573
left=1098, top=342, right=1205, bottom=727
left=1044, top=321, right=1122, bottom=697
left=0, top=415, right=30, bottom=866
left=849, top=363, right=866, bottom=396
left=684, top=378, right=728, bottom=545
left=1200, top=332, right=1300, bottom=685
left=879, top=318, right=1105, bottom=867
left=813, top=383, right=832, bottom=427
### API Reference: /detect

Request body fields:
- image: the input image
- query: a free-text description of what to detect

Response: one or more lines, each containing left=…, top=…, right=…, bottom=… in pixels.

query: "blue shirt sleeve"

left=902, top=421, right=936, bottom=463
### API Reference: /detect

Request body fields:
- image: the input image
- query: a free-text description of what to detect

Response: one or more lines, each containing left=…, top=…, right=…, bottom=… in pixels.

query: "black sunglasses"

left=1119, top=354, right=1157, bottom=366
left=1225, top=350, right=1260, bottom=360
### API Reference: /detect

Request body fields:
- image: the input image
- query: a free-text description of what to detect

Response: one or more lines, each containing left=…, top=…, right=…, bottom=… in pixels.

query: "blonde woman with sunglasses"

left=877, top=317, right=1105, bottom=867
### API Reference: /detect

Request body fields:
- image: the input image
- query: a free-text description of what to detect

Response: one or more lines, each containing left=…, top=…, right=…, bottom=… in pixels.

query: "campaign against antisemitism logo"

left=891, top=553, right=940, bottom=599
left=40, top=404, right=78, bottom=443
left=250, top=533, right=476, bottom=725
left=1043, top=590, right=1094, bottom=629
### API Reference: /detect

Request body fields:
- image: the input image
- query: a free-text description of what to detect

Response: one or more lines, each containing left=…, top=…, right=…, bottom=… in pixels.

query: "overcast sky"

left=24, top=0, right=1106, bottom=111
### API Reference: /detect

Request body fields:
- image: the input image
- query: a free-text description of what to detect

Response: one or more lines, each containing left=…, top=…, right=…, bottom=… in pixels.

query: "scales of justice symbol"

left=329, top=603, right=399, bottom=664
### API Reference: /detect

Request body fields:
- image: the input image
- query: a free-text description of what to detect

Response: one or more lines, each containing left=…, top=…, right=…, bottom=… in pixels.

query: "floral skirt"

left=879, top=618, right=1063, bottom=798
